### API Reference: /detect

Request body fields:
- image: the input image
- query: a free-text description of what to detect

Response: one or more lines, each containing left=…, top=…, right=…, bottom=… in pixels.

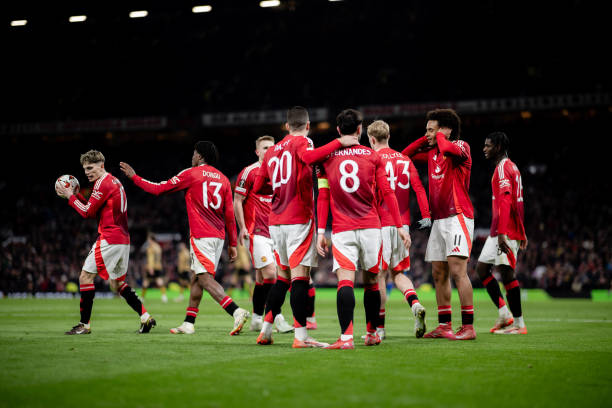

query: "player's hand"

left=228, top=246, right=238, bottom=262
left=498, top=234, right=511, bottom=254
left=119, top=162, right=136, bottom=179
left=338, top=135, right=359, bottom=148
left=398, top=227, right=412, bottom=250
left=316, top=233, right=329, bottom=257
left=417, top=217, right=432, bottom=229
left=238, top=229, right=248, bottom=247
left=56, top=183, right=73, bottom=199
left=520, top=237, right=528, bottom=250
left=438, top=127, right=452, bottom=139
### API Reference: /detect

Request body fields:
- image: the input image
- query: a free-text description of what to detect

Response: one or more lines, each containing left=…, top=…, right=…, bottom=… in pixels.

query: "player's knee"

left=475, top=262, right=490, bottom=280
left=79, top=270, right=95, bottom=285
left=498, top=265, right=515, bottom=284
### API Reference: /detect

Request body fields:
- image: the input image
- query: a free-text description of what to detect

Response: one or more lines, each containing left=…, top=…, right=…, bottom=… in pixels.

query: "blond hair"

left=80, top=150, right=105, bottom=165
left=367, top=120, right=390, bottom=142
left=255, top=135, right=275, bottom=148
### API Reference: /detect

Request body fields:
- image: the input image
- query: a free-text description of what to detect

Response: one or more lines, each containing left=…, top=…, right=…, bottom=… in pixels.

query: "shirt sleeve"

left=223, top=180, right=238, bottom=247
left=408, top=160, right=431, bottom=219
left=436, top=133, right=469, bottom=161
left=234, top=168, right=251, bottom=197
left=68, top=182, right=108, bottom=219
left=298, top=138, right=342, bottom=165
left=252, top=159, right=273, bottom=196
left=316, top=169, right=330, bottom=234
left=375, top=157, right=403, bottom=228
left=401, top=136, right=430, bottom=163
left=132, top=169, right=192, bottom=196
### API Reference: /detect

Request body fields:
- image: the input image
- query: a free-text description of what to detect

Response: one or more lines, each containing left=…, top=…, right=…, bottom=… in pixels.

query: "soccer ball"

left=55, top=174, right=80, bottom=197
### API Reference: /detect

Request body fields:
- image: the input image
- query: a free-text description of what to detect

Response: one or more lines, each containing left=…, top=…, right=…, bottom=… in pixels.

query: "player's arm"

left=223, top=181, right=238, bottom=253
left=401, top=135, right=429, bottom=163
left=299, top=136, right=358, bottom=165
left=436, top=132, right=469, bottom=160
left=408, top=161, right=432, bottom=228
left=67, top=183, right=108, bottom=219
left=376, top=161, right=412, bottom=249
left=496, top=162, right=513, bottom=253
left=252, top=161, right=273, bottom=196
left=120, top=162, right=190, bottom=195
left=316, top=175, right=331, bottom=257
left=233, top=192, right=248, bottom=246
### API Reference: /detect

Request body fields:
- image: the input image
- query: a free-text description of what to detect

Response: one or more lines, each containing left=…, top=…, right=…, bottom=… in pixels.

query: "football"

left=55, top=174, right=80, bottom=197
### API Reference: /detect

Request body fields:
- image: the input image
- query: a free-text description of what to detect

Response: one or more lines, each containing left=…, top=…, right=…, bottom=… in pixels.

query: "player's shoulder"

left=453, top=139, right=471, bottom=151
left=240, top=161, right=261, bottom=178
left=94, top=172, right=113, bottom=191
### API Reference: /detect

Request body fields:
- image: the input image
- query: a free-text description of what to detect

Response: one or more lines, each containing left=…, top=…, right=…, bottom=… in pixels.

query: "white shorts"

left=331, top=228, right=382, bottom=273
left=269, top=220, right=318, bottom=270
left=83, top=239, right=130, bottom=281
left=190, top=237, right=224, bottom=276
left=425, top=214, right=474, bottom=262
left=245, top=234, right=274, bottom=269
left=381, top=225, right=411, bottom=272
left=477, top=235, right=520, bottom=269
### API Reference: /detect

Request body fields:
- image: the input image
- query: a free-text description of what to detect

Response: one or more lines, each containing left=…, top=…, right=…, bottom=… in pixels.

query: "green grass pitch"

left=1, top=290, right=611, bottom=408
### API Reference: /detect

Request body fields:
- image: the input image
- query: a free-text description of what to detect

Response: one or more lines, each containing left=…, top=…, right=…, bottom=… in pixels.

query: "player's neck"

left=494, top=154, right=508, bottom=166
left=373, top=143, right=389, bottom=151
left=289, top=130, right=308, bottom=137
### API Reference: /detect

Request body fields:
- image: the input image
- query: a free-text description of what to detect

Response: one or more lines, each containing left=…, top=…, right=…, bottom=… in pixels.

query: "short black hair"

left=287, top=106, right=309, bottom=131
left=426, top=108, right=462, bottom=140
left=194, top=141, right=219, bottom=166
left=486, top=131, right=510, bottom=155
left=336, top=109, right=363, bottom=135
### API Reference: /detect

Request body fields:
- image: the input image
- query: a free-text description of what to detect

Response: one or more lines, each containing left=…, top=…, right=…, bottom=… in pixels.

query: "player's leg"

left=155, top=274, right=168, bottom=303
left=476, top=261, right=513, bottom=331
left=363, top=270, right=382, bottom=346
left=258, top=267, right=290, bottom=344
left=325, top=268, right=356, bottom=350
left=111, top=277, right=155, bottom=333
left=497, top=265, right=527, bottom=334
left=376, top=270, right=387, bottom=338
left=391, top=270, right=426, bottom=338
left=306, top=275, right=317, bottom=329
left=66, top=270, right=96, bottom=334
left=171, top=272, right=201, bottom=334
left=251, top=268, right=265, bottom=330
left=198, top=272, right=249, bottom=335
left=448, top=255, right=476, bottom=340
left=423, top=261, right=454, bottom=338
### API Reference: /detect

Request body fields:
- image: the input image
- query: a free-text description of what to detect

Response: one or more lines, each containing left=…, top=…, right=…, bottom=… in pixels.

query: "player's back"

left=377, top=147, right=415, bottom=226
left=181, top=165, right=232, bottom=239
left=95, top=173, right=130, bottom=244
left=428, top=139, right=473, bottom=220
left=263, top=134, right=315, bottom=225
left=320, top=145, right=382, bottom=233
left=491, top=158, right=525, bottom=240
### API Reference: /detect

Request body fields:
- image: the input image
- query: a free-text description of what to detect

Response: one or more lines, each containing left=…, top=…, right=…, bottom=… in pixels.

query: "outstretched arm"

left=120, top=162, right=190, bottom=195
left=299, top=136, right=358, bottom=165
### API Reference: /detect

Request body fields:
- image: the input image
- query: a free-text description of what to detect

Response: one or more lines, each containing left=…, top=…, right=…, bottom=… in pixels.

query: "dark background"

left=1, top=0, right=610, bottom=294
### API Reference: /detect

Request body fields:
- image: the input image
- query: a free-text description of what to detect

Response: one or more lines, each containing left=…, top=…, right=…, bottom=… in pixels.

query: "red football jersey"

left=317, top=145, right=402, bottom=233
left=69, top=172, right=130, bottom=244
left=132, top=165, right=237, bottom=246
left=490, top=158, right=526, bottom=240
left=235, top=161, right=272, bottom=238
left=377, top=147, right=430, bottom=227
left=259, top=134, right=316, bottom=225
left=403, top=134, right=474, bottom=220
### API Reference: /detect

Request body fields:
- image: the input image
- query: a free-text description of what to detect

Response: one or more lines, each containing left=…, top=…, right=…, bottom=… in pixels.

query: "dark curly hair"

left=426, top=108, right=461, bottom=140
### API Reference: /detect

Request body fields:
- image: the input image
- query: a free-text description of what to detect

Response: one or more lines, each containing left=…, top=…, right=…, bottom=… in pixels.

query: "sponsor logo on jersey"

left=432, top=173, right=445, bottom=180
left=170, top=176, right=181, bottom=184
left=91, top=190, right=103, bottom=200
left=499, top=178, right=510, bottom=188
left=259, top=197, right=272, bottom=203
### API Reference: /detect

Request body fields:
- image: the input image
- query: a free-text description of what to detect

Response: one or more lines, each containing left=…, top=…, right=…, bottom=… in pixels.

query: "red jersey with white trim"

left=259, top=134, right=316, bottom=225
left=68, top=172, right=130, bottom=244
left=404, top=134, right=474, bottom=220
left=377, top=147, right=430, bottom=227
left=318, top=145, right=401, bottom=233
left=490, top=158, right=526, bottom=240
left=132, top=165, right=237, bottom=246
left=235, top=162, right=271, bottom=238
